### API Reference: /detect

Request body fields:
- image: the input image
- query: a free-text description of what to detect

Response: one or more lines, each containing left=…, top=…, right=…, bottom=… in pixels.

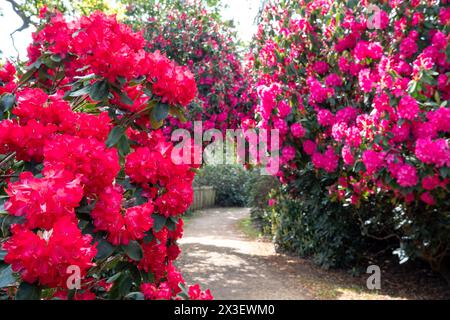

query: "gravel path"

left=176, top=207, right=314, bottom=300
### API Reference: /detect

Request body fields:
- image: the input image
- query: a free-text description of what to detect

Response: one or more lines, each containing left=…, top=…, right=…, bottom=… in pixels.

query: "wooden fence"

left=190, top=186, right=216, bottom=210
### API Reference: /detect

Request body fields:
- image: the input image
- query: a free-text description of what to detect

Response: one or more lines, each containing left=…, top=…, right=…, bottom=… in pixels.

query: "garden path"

left=176, top=207, right=313, bottom=300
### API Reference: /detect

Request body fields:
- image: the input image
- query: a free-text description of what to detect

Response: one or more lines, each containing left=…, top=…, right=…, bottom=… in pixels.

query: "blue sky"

left=0, top=0, right=260, bottom=61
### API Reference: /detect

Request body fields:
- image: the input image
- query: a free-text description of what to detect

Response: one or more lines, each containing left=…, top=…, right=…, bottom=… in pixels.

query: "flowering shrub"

left=124, top=0, right=255, bottom=133
left=0, top=10, right=212, bottom=300
left=249, top=0, right=450, bottom=272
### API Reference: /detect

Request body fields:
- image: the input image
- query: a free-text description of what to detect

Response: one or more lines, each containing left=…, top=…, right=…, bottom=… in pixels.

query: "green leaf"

left=129, top=76, right=146, bottom=86
left=89, top=80, right=110, bottom=101
left=69, top=85, right=92, bottom=97
left=149, top=116, right=163, bottom=129
left=95, top=238, right=115, bottom=260
left=151, top=102, right=169, bottom=122
left=0, top=264, right=16, bottom=288
left=166, top=217, right=177, bottom=231
left=117, top=135, right=131, bottom=157
left=439, top=167, right=450, bottom=178
left=446, top=44, right=450, bottom=64
left=169, top=105, right=187, bottom=123
left=75, top=199, right=96, bottom=221
left=19, top=67, right=37, bottom=83
left=177, top=282, right=189, bottom=299
left=124, top=292, right=144, bottom=300
left=50, top=54, right=62, bottom=63
left=15, top=282, right=41, bottom=300
left=133, top=187, right=148, bottom=206
left=0, top=249, right=6, bottom=261
left=117, top=76, right=127, bottom=85
left=128, top=264, right=142, bottom=287
left=0, top=198, right=7, bottom=214
left=152, top=214, right=167, bottom=232
left=1, top=215, right=26, bottom=237
left=143, top=232, right=154, bottom=244
left=106, top=126, right=126, bottom=148
left=407, top=80, right=417, bottom=94
left=106, top=272, right=123, bottom=284
left=141, top=270, right=154, bottom=283
left=0, top=93, right=16, bottom=113
left=122, top=240, right=143, bottom=261
left=108, top=272, right=133, bottom=300
left=119, top=92, right=134, bottom=105
left=73, top=73, right=96, bottom=81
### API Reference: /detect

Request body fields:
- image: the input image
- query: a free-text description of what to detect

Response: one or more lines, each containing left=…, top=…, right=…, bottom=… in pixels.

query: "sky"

left=0, top=0, right=35, bottom=60
left=221, top=0, right=260, bottom=43
left=0, top=0, right=260, bottom=61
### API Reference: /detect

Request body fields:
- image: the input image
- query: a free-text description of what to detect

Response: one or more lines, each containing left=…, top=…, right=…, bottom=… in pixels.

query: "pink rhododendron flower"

left=303, top=140, right=317, bottom=155
left=317, top=109, right=335, bottom=126
left=420, top=192, right=436, bottom=206
left=362, top=150, right=385, bottom=174
left=312, top=61, right=329, bottom=75
left=415, top=138, right=450, bottom=167
left=399, top=37, right=418, bottom=58
left=342, top=145, right=355, bottom=166
left=291, top=123, right=306, bottom=138
left=422, top=175, right=440, bottom=191
left=396, top=164, right=418, bottom=187
left=397, top=95, right=419, bottom=120
left=312, top=147, right=339, bottom=172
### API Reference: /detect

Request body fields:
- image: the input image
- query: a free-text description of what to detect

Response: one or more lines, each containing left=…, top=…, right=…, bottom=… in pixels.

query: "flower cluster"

left=28, top=10, right=196, bottom=108
left=136, top=1, right=256, bottom=134
left=0, top=62, right=16, bottom=94
left=249, top=0, right=449, bottom=268
left=0, top=11, right=210, bottom=300
left=3, top=217, right=97, bottom=288
left=5, top=170, right=83, bottom=230
left=251, top=0, right=449, bottom=207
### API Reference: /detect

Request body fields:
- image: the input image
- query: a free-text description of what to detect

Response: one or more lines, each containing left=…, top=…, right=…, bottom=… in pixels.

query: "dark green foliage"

left=194, top=165, right=258, bottom=207
left=250, top=167, right=450, bottom=277
left=247, top=174, right=279, bottom=234
left=249, top=169, right=402, bottom=269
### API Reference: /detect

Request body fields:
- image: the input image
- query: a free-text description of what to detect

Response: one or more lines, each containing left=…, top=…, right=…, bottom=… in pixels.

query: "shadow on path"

left=176, top=207, right=313, bottom=300
left=176, top=207, right=450, bottom=300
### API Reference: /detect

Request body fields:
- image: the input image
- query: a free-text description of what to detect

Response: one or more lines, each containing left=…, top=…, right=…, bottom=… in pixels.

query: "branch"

left=5, top=0, right=36, bottom=58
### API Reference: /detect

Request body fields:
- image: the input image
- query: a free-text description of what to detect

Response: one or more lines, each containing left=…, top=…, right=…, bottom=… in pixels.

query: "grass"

left=181, top=209, right=205, bottom=225
left=237, top=217, right=263, bottom=239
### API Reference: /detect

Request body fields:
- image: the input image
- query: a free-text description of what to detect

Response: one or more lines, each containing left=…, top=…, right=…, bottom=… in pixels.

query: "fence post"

left=190, top=186, right=215, bottom=210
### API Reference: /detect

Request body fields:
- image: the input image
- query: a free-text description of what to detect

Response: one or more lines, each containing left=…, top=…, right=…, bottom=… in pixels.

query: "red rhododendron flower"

left=188, top=284, right=213, bottom=300
left=155, top=182, right=194, bottom=217
left=3, top=216, right=96, bottom=288
left=44, top=135, right=120, bottom=194
left=5, top=169, right=83, bottom=230
left=0, top=61, right=16, bottom=94
left=0, top=9, right=208, bottom=301
left=141, top=282, right=172, bottom=300
left=91, top=185, right=154, bottom=245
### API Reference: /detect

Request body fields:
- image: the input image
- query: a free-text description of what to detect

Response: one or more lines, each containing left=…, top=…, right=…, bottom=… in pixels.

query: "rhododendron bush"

left=124, top=0, right=256, bottom=133
left=249, top=0, right=450, bottom=273
left=0, top=10, right=212, bottom=300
